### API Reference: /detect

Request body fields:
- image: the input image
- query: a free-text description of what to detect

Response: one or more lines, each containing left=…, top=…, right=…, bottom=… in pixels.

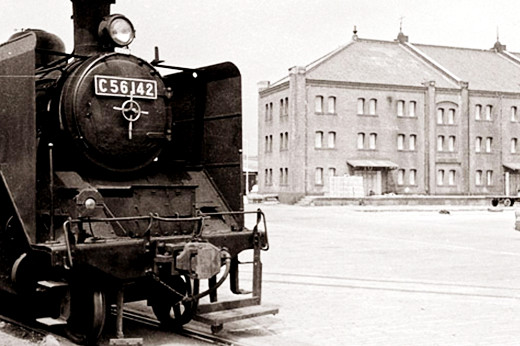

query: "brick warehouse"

left=257, top=30, right=520, bottom=204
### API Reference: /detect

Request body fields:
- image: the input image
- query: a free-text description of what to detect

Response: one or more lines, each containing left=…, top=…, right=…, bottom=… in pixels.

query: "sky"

left=2, top=0, right=520, bottom=156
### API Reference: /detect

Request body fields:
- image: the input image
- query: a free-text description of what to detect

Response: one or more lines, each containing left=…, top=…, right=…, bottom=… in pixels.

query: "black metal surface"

left=165, top=62, right=243, bottom=215
left=0, top=33, right=37, bottom=242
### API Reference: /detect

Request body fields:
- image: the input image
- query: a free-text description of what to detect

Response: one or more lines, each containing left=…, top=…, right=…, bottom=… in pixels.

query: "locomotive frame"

left=0, top=0, right=277, bottom=344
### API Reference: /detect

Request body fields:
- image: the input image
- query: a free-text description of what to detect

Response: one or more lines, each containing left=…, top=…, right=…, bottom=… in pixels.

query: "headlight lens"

left=99, top=14, right=135, bottom=47
left=85, top=198, right=97, bottom=210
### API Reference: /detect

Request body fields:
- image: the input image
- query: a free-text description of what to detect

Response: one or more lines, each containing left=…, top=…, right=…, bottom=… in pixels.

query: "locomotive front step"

left=193, top=304, right=279, bottom=333
left=36, top=317, right=67, bottom=326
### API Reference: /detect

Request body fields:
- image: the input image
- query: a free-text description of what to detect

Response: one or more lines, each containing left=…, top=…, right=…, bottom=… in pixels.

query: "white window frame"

left=328, top=131, right=336, bottom=148
left=357, top=133, right=365, bottom=149
left=437, top=136, right=444, bottom=152
left=357, top=98, right=365, bottom=115
left=448, top=170, right=455, bottom=186
left=437, top=108, right=444, bottom=124
left=475, top=137, right=482, bottom=152
left=315, top=131, right=323, bottom=148
left=448, top=109, right=455, bottom=124
left=369, top=99, right=377, bottom=115
left=475, top=105, right=482, bottom=120
left=448, top=136, right=455, bottom=152
left=409, top=169, right=417, bottom=185
left=397, top=169, right=405, bottom=185
left=476, top=170, right=482, bottom=185
left=409, top=135, right=416, bottom=151
left=486, top=137, right=492, bottom=153
left=369, top=133, right=377, bottom=150
left=328, top=96, right=336, bottom=114
left=409, top=101, right=416, bottom=117
left=486, top=170, right=493, bottom=186
left=397, top=100, right=404, bottom=117
left=315, top=96, right=323, bottom=113
left=485, top=105, right=492, bottom=120
left=397, top=134, right=405, bottom=150
left=315, top=167, right=324, bottom=185
left=437, top=169, right=444, bottom=186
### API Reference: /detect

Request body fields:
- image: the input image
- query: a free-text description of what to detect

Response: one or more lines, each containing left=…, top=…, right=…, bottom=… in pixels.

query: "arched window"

left=369, top=133, right=377, bottom=149
left=397, top=100, right=404, bottom=117
left=357, top=133, right=365, bottom=149
left=475, top=104, right=482, bottom=120
left=328, top=132, right=336, bottom=148
left=315, top=168, right=324, bottom=185
left=315, top=131, right=323, bottom=148
left=357, top=98, right=365, bottom=115
left=369, top=99, right=377, bottom=115
left=397, top=169, right=405, bottom=185
left=409, top=101, right=416, bottom=117
left=315, top=96, right=323, bottom=113
left=327, top=96, right=336, bottom=114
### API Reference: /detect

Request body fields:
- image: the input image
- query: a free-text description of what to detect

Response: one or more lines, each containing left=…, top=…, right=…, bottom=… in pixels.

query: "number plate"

left=94, top=75, right=157, bottom=99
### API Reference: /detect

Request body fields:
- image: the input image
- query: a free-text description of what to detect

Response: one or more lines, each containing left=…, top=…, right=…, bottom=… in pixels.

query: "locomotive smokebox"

left=71, top=0, right=115, bottom=55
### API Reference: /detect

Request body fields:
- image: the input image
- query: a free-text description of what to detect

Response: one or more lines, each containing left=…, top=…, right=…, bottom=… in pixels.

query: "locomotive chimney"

left=71, top=0, right=115, bottom=55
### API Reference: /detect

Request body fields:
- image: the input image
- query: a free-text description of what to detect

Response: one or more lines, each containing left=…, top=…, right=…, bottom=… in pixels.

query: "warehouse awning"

left=347, top=159, right=398, bottom=169
left=503, top=163, right=520, bottom=171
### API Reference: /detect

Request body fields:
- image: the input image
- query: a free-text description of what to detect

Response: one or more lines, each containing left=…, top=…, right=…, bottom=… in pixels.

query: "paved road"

left=224, top=204, right=520, bottom=345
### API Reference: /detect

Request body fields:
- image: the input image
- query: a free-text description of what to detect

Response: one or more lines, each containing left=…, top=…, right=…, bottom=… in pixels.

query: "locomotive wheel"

left=151, top=275, right=198, bottom=329
left=64, top=287, right=106, bottom=345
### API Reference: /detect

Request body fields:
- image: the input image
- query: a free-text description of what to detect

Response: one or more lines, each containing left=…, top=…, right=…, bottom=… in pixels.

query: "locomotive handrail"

left=199, top=209, right=270, bottom=251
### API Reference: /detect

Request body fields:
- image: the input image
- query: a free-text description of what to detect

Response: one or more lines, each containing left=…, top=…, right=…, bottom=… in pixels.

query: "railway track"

left=0, top=305, right=243, bottom=346
left=117, top=308, right=241, bottom=346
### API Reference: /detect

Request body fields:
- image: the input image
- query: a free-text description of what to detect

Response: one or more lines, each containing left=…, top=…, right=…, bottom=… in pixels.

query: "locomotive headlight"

left=85, top=198, right=97, bottom=210
left=99, top=14, right=135, bottom=47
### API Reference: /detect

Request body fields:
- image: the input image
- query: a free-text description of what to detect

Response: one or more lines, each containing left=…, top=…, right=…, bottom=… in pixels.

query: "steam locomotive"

left=0, top=0, right=275, bottom=344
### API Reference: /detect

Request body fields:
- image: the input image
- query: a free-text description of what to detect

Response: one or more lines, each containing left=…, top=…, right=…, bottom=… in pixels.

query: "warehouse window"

left=328, top=131, right=336, bottom=148
left=475, top=137, right=482, bottom=152
left=409, top=169, right=417, bottom=185
left=486, top=137, right=492, bottom=153
left=512, top=138, right=518, bottom=153
left=475, top=104, right=482, bottom=120
left=357, top=98, right=365, bottom=115
left=397, top=134, right=405, bottom=150
left=279, top=133, right=284, bottom=151
left=368, top=99, right=377, bottom=115
left=284, top=132, right=289, bottom=150
left=315, top=167, right=324, bottom=185
left=409, top=101, right=416, bottom=117
left=437, top=170, right=444, bottom=186
left=315, top=96, right=323, bottom=113
left=512, top=106, right=518, bottom=122
left=448, top=109, right=455, bottom=124
left=476, top=170, right=483, bottom=185
left=328, top=96, right=336, bottom=114
left=284, top=168, right=289, bottom=185
left=328, top=167, right=336, bottom=178
left=409, top=135, right=417, bottom=151
left=268, top=102, right=273, bottom=120
left=279, top=168, right=284, bottom=185
left=485, top=105, right=492, bottom=120
left=315, top=131, right=323, bottom=148
left=448, top=170, right=456, bottom=186
left=397, top=100, right=404, bottom=117
left=284, top=97, right=289, bottom=116
left=437, top=136, right=444, bottom=152
left=487, top=170, right=493, bottom=185
left=369, top=133, right=377, bottom=149
left=279, top=99, right=284, bottom=117
left=448, top=136, right=455, bottom=152
left=397, top=169, right=405, bottom=185
left=437, top=108, right=444, bottom=124
left=357, top=133, right=365, bottom=149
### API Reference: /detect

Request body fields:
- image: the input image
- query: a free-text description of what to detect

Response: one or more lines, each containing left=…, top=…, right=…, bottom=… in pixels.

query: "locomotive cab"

left=0, top=0, right=276, bottom=344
